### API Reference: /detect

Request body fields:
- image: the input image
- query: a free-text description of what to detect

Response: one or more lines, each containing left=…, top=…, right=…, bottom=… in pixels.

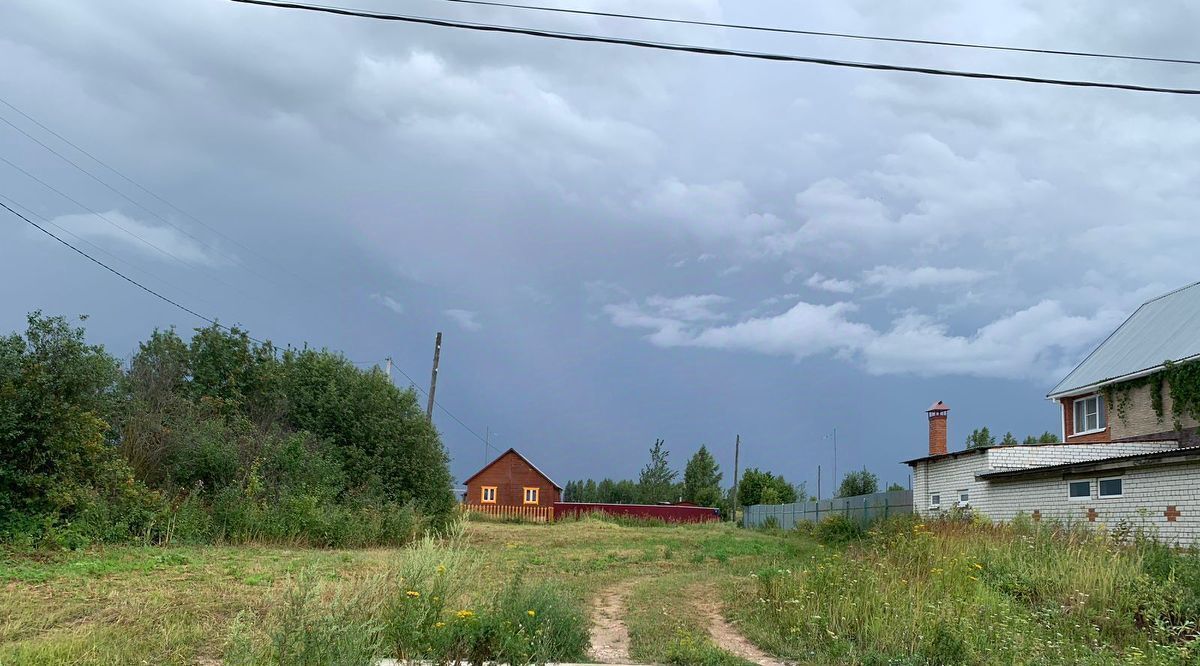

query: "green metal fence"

left=742, top=490, right=913, bottom=529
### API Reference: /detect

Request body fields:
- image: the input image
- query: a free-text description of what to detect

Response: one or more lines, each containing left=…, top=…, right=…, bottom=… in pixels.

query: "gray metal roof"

left=1049, top=281, right=1200, bottom=398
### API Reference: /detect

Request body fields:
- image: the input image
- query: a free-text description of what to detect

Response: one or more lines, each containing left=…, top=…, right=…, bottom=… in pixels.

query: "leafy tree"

left=281, top=348, right=454, bottom=518
left=836, top=468, right=879, bottom=497
left=0, top=313, right=150, bottom=538
left=637, top=438, right=677, bottom=503
left=965, top=427, right=996, bottom=450
left=1022, top=431, right=1059, bottom=445
left=682, top=445, right=723, bottom=507
left=737, top=468, right=798, bottom=506
left=1000, top=431, right=1019, bottom=446
left=886, top=482, right=906, bottom=492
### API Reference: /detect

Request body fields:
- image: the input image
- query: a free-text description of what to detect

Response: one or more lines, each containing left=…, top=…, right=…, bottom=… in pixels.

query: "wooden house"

left=462, top=448, right=562, bottom=509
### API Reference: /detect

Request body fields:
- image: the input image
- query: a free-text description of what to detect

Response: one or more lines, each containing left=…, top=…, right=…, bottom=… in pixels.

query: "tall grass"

left=734, top=516, right=1200, bottom=665
left=227, top=530, right=589, bottom=664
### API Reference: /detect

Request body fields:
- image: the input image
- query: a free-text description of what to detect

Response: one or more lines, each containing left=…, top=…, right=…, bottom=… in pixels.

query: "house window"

left=1098, top=477, right=1123, bottom=498
left=523, top=487, right=540, bottom=505
left=1068, top=480, right=1091, bottom=500
left=481, top=486, right=497, bottom=503
left=957, top=490, right=970, bottom=507
left=1072, top=395, right=1105, bottom=435
left=930, top=493, right=941, bottom=509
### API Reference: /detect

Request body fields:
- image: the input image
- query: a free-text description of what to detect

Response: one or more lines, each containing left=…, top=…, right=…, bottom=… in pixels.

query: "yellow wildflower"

left=435, top=621, right=446, bottom=628
left=436, top=564, right=447, bottom=574
left=527, top=610, right=536, bottom=617
left=456, top=609, right=475, bottom=619
left=406, top=590, right=420, bottom=598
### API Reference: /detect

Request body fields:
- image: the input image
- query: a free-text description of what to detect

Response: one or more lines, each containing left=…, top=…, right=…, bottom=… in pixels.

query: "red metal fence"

left=553, top=502, right=720, bottom=523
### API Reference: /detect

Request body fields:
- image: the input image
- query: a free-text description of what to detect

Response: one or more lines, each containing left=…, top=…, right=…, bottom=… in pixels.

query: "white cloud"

left=861, top=266, right=991, bottom=293
left=644, top=294, right=729, bottom=322
left=805, top=272, right=857, bottom=294
left=351, top=51, right=655, bottom=167
left=369, top=293, right=404, bottom=315
left=50, top=210, right=222, bottom=266
left=444, top=308, right=482, bottom=332
left=860, top=301, right=1126, bottom=380
left=604, top=294, right=1124, bottom=381
left=635, top=178, right=783, bottom=243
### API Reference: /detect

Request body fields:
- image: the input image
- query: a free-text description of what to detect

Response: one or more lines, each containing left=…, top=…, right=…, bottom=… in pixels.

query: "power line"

left=0, top=154, right=266, bottom=303
left=5, top=191, right=498, bottom=458
left=390, top=361, right=502, bottom=455
left=0, top=193, right=223, bottom=312
left=0, top=154, right=209, bottom=269
left=0, top=112, right=287, bottom=290
left=0, top=96, right=313, bottom=288
left=431, top=0, right=1200, bottom=67
left=1, top=198, right=222, bottom=329
left=231, top=0, right=1200, bottom=96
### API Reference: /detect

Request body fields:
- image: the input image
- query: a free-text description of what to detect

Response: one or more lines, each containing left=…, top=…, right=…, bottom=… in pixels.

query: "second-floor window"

left=1073, top=394, right=1104, bottom=434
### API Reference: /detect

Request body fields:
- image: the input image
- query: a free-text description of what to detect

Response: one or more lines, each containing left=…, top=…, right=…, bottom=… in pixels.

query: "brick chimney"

left=927, top=401, right=949, bottom=456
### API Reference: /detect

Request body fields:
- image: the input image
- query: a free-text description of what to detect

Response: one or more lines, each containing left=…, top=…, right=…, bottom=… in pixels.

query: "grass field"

left=0, top=517, right=796, bottom=665
left=2, top=515, right=1198, bottom=665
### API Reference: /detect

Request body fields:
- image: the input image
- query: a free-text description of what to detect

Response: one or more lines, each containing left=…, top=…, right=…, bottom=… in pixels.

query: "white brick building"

left=907, top=434, right=1200, bottom=546
left=905, top=283, right=1200, bottom=547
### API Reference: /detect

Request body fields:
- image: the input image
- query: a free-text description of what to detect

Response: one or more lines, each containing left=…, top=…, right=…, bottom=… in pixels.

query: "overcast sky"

left=3, top=1, right=1199, bottom=493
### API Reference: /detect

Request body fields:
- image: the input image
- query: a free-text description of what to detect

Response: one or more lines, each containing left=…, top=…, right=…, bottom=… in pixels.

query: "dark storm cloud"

left=3, top=0, right=1198, bottom=489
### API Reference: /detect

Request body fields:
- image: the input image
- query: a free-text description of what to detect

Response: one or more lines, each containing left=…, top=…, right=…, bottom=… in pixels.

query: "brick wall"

left=988, top=441, right=1177, bottom=470
left=985, top=462, right=1200, bottom=547
left=1109, top=381, right=1200, bottom=440
left=912, top=442, right=1197, bottom=546
left=465, top=451, right=561, bottom=507
left=911, top=451, right=989, bottom=514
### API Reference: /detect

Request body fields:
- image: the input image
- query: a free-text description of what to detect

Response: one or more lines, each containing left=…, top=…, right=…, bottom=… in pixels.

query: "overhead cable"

left=231, top=0, right=1200, bottom=95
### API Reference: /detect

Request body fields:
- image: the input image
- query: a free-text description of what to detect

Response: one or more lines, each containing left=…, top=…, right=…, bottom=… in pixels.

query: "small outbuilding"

left=462, top=448, right=562, bottom=508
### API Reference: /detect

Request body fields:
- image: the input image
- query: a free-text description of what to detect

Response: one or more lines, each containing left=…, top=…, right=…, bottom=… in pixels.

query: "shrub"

left=2, top=314, right=459, bottom=549
left=814, top=513, right=864, bottom=544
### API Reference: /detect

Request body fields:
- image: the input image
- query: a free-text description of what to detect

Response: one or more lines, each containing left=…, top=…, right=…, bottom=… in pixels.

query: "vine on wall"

left=1102, top=358, right=1200, bottom=432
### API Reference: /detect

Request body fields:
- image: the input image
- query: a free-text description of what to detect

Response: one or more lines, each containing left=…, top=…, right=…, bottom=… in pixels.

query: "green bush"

left=814, top=513, right=864, bottom=545
left=1, top=314, right=459, bottom=549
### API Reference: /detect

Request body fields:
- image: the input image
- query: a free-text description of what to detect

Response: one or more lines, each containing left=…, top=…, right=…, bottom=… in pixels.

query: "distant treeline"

left=965, top=427, right=1060, bottom=449
left=562, top=440, right=808, bottom=511
left=0, top=313, right=455, bottom=549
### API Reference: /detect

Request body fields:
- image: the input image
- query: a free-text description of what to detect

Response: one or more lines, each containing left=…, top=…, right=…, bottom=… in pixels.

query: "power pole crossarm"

left=426, top=331, right=442, bottom=421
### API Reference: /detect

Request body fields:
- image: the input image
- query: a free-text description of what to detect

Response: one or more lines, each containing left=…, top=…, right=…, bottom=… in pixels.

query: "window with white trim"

left=1098, top=477, right=1123, bottom=498
left=481, top=486, right=497, bottom=503
left=957, top=490, right=970, bottom=507
left=930, top=493, right=941, bottom=509
left=1072, top=395, right=1105, bottom=435
left=1068, top=480, right=1091, bottom=500
left=523, top=487, right=539, bottom=505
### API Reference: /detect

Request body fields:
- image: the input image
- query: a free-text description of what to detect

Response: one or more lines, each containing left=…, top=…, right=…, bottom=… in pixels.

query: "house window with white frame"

left=1068, top=480, right=1091, bottom=500
left=930, top=493, right=941, bottom=509
left=1098, top=477, right=1123, bottom=498
left=1072, top=394, right=1105, bottom=435
left=957, top=489, right=970, bottom=507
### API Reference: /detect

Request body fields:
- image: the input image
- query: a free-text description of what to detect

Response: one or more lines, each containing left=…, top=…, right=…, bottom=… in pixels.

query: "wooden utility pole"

left=426, top=331, right=442, bottom=421
left=732, top=434, right=740, bottom=524
left=817, top=464, right=822, bottom=501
